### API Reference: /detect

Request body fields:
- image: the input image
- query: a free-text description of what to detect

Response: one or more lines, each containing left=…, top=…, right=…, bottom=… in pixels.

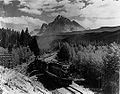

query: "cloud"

left=19, top=7, right=42, bottom=15
left=50, top=1, right=86, bottom=17
left=2, top=0, right=91, bottom=16
left=81, top=0, right=120, bottom=18
left=0, top=16, right=46, bottom=24
left=19, top=0, right=66, bottom=15
left=50, top=0, right=93, bottom=17
left=3, top=0, right=90, bottom=16
left=2, top=0, right=120, bottom=29
left=77, top=0, right=120, bottom=29
left=0, top=16, right=46, bottom=31
left=75, top=17, right=120, bottom=29
left=2, top=0, right=13, bottom=4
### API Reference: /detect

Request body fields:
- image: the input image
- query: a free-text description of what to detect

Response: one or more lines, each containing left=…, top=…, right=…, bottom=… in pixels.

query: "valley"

left=0, top=15, right=119, bottom=94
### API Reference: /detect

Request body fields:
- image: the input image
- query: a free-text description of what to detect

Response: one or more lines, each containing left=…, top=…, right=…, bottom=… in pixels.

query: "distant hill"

left=63, top=26, right=120, bottom=45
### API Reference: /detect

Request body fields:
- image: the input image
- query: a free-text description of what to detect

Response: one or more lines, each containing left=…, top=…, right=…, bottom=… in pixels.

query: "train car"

left=46, top=63, right=72, bottom=86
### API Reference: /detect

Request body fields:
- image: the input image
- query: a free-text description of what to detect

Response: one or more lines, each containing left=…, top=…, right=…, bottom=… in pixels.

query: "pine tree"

left=29, top=36, right=39, bottom=56
left=20, top=29, right=25, bottom=46
left=24, top=28, right=31, bottom=46
left=16, top=32, right=20, bottom=47
left=1, top=31, right=7, bottom=48
left=57, top=42, right=70, bottom=62
left=8, top=44, right=12, bottom=53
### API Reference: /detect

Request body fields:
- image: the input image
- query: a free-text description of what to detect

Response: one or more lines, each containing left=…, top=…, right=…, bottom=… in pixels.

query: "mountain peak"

left=37, top=15, right=85, bottom=34
left=55, top=15, right=64, bottom=20
left=54, top=15, right=70, bottom=23
left=56, top=15, right=63, bottom=19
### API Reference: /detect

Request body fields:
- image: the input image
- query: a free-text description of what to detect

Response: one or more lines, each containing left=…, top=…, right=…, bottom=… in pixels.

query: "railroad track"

left=52, top=81, right=94, bottom=94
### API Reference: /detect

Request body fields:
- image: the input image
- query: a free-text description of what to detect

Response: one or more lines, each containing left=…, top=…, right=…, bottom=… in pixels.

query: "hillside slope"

left=0, top=66, right=51, bottom=94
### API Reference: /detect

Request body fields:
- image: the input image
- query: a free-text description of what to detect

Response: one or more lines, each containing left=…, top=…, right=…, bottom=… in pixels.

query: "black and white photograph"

left=0, top=0, right=119, bottom=94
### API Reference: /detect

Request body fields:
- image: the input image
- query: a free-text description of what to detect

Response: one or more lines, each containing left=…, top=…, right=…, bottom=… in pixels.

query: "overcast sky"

left=0, top=0, right=120, bottom=32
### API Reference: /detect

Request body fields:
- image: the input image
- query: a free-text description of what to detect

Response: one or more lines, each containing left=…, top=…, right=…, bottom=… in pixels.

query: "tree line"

left=0, top=28, right=40, bottom=55
left=0, top=28, right=32, bottom=48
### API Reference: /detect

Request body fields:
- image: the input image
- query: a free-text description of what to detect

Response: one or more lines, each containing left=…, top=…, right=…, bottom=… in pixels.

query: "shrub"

left=12, top=46, right=33, bottom=67
left=101, top=43, right=119, bottom=94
